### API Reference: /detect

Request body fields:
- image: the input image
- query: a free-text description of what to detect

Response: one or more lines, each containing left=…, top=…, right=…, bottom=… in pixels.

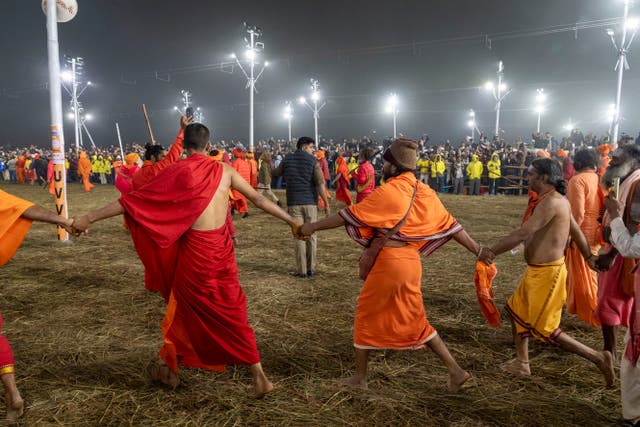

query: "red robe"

left=132, top=130, right=183, bottom=191
left=120, top=154, right=259, bottom=373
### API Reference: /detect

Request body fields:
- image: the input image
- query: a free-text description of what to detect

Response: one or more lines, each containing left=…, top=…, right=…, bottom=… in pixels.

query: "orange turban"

left=316, top=149, right=325, bottom=160
left=556, top=149, right=568, bottom=158
left=232, top=148, right=245, bottom=159
left=125, top=153, right=140, bottom=165
left=598, top=144, right=611, bottom=155
left=246, top=152, right=254, bottom=159
left=536, top=150, right=550, bottom=158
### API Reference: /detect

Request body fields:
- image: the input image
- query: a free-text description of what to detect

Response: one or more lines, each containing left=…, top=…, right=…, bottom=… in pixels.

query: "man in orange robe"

left=77, top=152, right=94, bottom=192
left=247, top=152, right=258, bottom=189
left=231, top=148, right=251, bottom=218
left=72, top=123, right=301, bottom=396
left=0, top=189, right=73, bottom=424
left=15, top=156, right=25, bottom=184
left=565, top=149, right=603, bottom=327
left=298, top=138, right=482, bottom=391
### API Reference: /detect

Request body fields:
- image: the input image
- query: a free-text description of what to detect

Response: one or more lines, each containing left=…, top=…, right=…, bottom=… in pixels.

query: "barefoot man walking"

left=73, top=123, right=301, bottom=397
left=299, top=138, right=482, bottom=392
left=478, top=158, right=614, bottom=386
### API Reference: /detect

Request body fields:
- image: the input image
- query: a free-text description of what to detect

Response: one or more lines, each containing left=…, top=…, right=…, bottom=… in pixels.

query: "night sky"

left=0, top=0, right=638, bottom=148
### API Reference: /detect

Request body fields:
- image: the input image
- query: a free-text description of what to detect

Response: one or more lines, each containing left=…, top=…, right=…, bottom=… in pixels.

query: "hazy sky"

left=0, top=0, right=637, bottom=147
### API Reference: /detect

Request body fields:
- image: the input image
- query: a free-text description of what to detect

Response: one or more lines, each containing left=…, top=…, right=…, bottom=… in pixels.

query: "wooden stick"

left=142, top=104, right=156, bottom=145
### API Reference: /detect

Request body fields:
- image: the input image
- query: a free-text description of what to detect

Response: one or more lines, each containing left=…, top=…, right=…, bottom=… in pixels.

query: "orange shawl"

left=0, top=190, right=34, bottom=266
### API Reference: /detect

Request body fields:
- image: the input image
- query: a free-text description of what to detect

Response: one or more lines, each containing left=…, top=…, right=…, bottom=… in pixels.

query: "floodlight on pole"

left=283, top=101, right=293, bottom=141
left=607, top=0, right=639, bottom=146
left=61, top=56, right=95, bottom=153
left=467, top=109, right=480, bottom=141
left=298, top=78, right=326, bottom=144
left=231, top=23, right=267, bottom=152
left=534, top=88, right=547, bottom=133
left=385, top=93, right=399, bottom=139
left=483, top=60, right=512, bottom=137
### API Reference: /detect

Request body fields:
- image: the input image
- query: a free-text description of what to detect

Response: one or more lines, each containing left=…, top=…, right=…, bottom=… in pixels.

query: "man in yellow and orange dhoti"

left=298, top=138, right=483, bottom=392
left=479, top=158, right=614, bottom=387
left=0, top=190, right=73, bottom=424
left=565, top=149, right=604, bottom=327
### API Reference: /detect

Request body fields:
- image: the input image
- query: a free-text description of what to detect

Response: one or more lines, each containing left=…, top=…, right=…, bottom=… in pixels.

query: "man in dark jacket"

left=274, top=137, right=329, bottom=278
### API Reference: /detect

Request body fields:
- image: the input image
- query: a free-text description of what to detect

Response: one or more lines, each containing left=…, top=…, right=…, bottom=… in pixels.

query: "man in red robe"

left=72, top=123, right=301, bottom=396
left=0, top=190, right=73, bottom=424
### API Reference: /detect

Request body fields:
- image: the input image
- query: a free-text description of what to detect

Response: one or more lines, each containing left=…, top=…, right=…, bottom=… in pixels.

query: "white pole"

left=288, top=117, right=292, bottom=142
left=115, top=122, right=125, bottom=160
left=613, top=1, right=630, bottom=146
left=537, top=112, right=541, bottom=134
left=72, top=58, right=80, bottom=151
left=81, top=122, right=96, bottom=148
left=249, top=31, right=255, bottom=153
left=495, top=61, right=503, bottom=137
left=393, top=110, right=397, bottom=139
left=46, top=0, right=69, bottom=241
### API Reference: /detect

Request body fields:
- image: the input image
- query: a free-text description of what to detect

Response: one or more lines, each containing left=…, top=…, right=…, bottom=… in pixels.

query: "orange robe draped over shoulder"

left=231, top=158, right=251, bottom=213
left=120, top=154, right=259, bottom=373
left=565, top=170, right=603, bottom=327
left=335, top=157, right=352, bottom=205
left=338, top=172, right=462, bottom=350
left=0, top=190, right=34, bottom=266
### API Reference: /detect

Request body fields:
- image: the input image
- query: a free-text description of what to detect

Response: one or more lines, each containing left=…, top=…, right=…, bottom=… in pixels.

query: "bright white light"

left=298, top=96, right=306, bottom=104
left=499, top=83, right=508, bottom=92
left=173, top=106, right=179, bottom=111
left=230, top=53, right=237, bottom=59
left=264, top=61, right=270, bottom=67
left=607, top=28, right=615, bottom=36
left=87, top=81, right=92, bottom=86
left=484, top=81, right=494, bottom=91
left=385, top=106, right=393, bottom=114
left=626, top=17, right=639, bottom=30
left=563, top=123, right=574, bottom=131
left=284, top=105, right=292, bottom=114
left=284, top=112, right=292, bottom=120
left=61, top=71, right=73, bottom=82
left=311, top=91, right=320, bottom=102
left=85, top=114, right=93, bottom=121
left=67, top=112, right=74, bottom=120
left=387, top=94, right=399, bottom=107
left=469, top=110, right=475, bottom=118
left=535, top=106, right=545, bottom=114
left=197, top=107, right=201, bottom=111
left=536, top=92, right=546, bottom=103
left=245, top=49, right=256, bottom=60
left=467, top=120, right=476, bottom=128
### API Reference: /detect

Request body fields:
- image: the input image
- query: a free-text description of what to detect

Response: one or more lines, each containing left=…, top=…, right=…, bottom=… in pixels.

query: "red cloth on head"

left=474, top=261, right=501, bottom=328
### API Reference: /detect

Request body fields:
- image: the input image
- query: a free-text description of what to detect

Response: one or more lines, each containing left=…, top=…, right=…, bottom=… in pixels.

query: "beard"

left=602, top=161, right=635, bottom=188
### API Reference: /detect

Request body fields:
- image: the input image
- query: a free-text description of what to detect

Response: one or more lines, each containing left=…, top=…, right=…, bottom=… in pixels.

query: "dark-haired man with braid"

left=479, top=158, right=614, bottom=386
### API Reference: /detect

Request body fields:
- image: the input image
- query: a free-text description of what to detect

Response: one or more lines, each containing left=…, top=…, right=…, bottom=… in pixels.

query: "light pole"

left=61, top=56, right=92, bottom=154
left=299, top=78, right=326, bottom=144
left=535, top=88, right=546, bottom=134
left=484, top=60, right=511, bottom=137
left=231, top=24, right=268, bottom=153
left=607, top=1, right=639, bottom=146
left=384, top=93, right=399, bottom=139
left=283, top=101, right=293, bottom=142
left=467, top=109, right=478, bottom=141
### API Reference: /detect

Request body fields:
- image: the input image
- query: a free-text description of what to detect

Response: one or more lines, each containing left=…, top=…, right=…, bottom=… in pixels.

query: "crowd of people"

left=1, top=120, right=640, bottom=425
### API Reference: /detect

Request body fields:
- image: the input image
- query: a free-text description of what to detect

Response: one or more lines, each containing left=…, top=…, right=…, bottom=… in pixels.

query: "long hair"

left=531, top=158, right=567, bottom=195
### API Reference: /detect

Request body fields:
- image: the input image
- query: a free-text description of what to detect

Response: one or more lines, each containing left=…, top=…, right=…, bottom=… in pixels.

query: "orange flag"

left=474, top=261, right=502, bottom=328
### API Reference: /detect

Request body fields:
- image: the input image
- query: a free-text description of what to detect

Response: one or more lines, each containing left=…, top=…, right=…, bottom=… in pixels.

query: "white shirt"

left=610, top=217, right=640, bottom=258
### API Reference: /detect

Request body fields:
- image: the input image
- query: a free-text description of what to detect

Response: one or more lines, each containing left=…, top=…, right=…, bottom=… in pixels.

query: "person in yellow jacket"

left=487, top=152, right=501, bottom=195
left=466, top=154, right=483, bottom=195
left=95, top=154, right=110, bottom=185
left=348, top=155, right=359, bottom=190
left=430, top=154, right=446, bottom=192
left=416, top=153, right=430, bottom=184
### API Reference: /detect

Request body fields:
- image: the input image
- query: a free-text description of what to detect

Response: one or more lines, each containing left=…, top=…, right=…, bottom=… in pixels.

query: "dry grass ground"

left=0, top=182, right=625, bottom=426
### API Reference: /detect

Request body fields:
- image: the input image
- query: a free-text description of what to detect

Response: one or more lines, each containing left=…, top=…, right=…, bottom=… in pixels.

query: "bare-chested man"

left=478, top=158, right=614, bottom=386
left=72, top=122, right=301, bottom=396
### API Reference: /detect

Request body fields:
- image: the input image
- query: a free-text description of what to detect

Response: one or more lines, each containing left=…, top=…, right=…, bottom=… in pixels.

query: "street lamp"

left=384, top=93, right=399, bottom=139
left=231, top=24, right=268, bottom=153
left=483, top=60, right=511, bottom=137
left=298, top=78, right=326, bottom=144
left=606, top=0, right=639, bottom=146
left=467, top=109, right=479, bottom=141
left=283, top=101, right=293, bottom=142
left=534, top=88, right=546, bottom=133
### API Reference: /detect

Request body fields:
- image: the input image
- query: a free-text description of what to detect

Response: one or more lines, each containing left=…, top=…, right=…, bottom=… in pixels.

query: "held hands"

left=69, top=215, right=92, bottom=236
left=477, top=246, right=496, bottom=265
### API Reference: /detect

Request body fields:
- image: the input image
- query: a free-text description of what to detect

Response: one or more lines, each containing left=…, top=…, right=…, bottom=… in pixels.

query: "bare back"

left=191, top=164, right=234, bottom=231
left=523, top=192, right=570, bottom=264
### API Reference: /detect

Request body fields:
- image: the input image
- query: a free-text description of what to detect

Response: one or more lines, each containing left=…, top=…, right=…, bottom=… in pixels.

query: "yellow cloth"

left=0, top=190, right=34, bottom=267
left=487, top=153, right=501, bottom=179
left=466, top=156, right=483, bottom=179
left=505, top=257, right=567, bottom=343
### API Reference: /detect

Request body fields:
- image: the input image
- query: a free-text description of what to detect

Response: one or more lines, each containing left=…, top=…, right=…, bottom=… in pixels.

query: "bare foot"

left=597, top=351, right=615, bottom=388
left=6, top=391, right=24, bottom=425
left=500, top=358, right=531, bottom=376
left=253, top=377, right=274, bottom=398
left=337, top=376, right=368, bottom=390
left=147, top=360, right=180, bottom=389
left=448, top=370, right=471, bottom=393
